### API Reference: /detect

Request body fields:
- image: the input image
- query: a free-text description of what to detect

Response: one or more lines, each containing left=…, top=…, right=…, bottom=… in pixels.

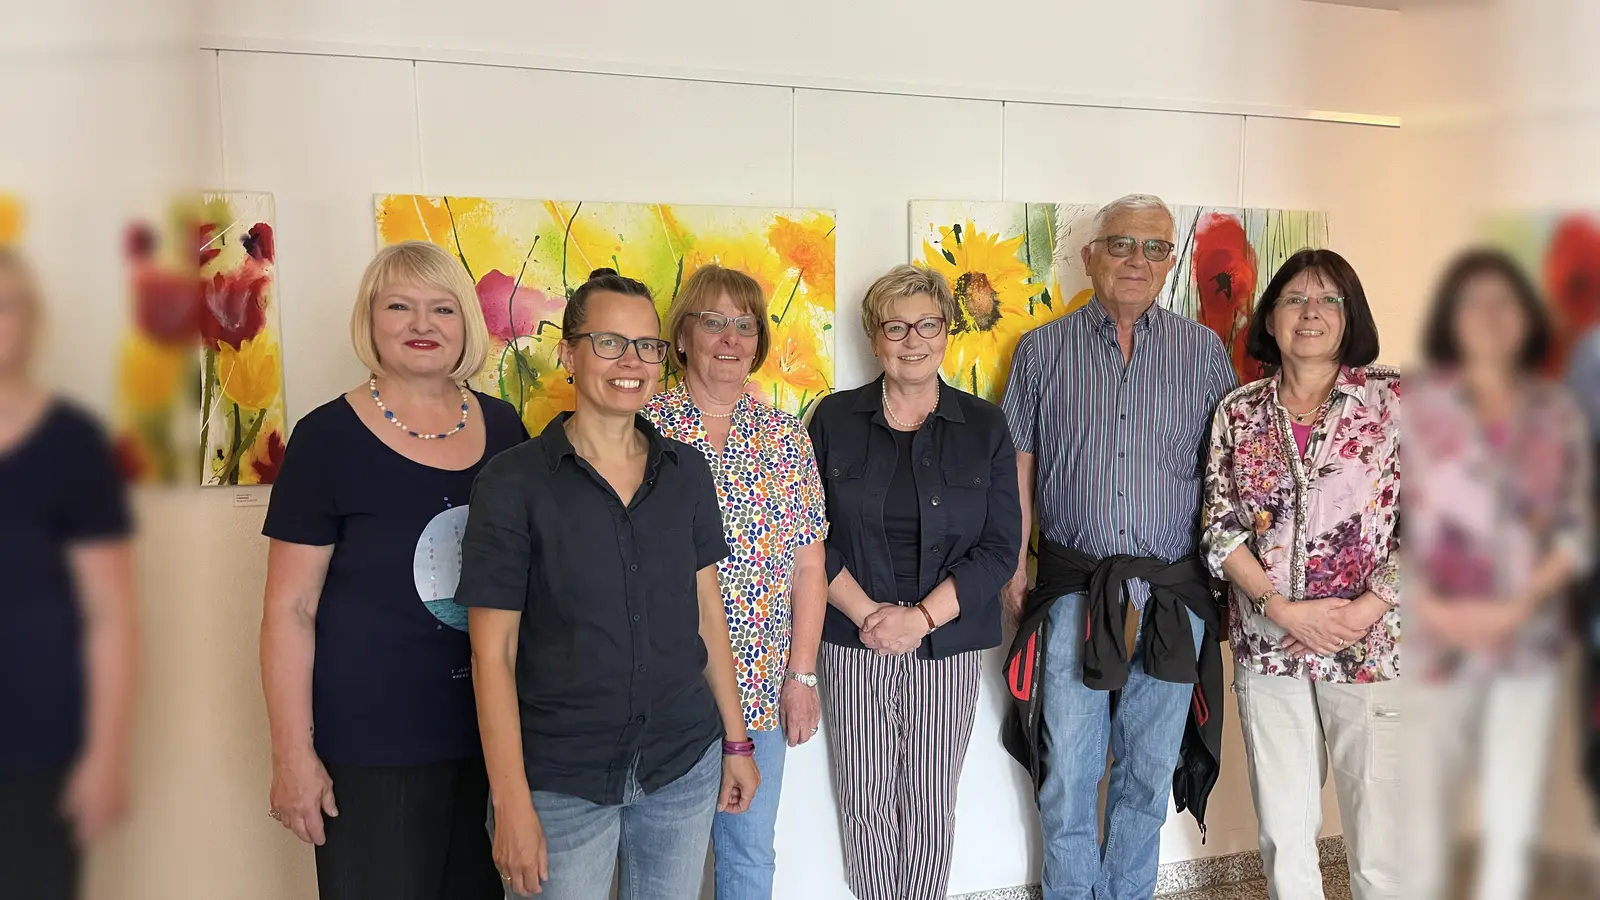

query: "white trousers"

left=1236, top=667, right=1402, bottom=900
left=1404, top=665, right=1562, bottom=900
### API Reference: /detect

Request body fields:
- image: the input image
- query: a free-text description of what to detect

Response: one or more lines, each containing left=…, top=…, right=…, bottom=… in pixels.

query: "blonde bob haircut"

left=663, top=264, right=771, bottom=374
left=350, top=241, right=488, bottom=381
left=0, top=245, right=43, bottom=364
left=860, top=264, right=958, bottom=340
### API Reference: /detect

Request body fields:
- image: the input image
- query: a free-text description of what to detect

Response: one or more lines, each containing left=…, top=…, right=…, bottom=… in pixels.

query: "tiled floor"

left=1161, top=866, right=1350, bottom=900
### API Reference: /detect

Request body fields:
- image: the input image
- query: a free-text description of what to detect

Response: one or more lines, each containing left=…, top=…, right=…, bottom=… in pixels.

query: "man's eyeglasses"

left=880, top=317, right=947, bottom=341
left=687, top=311, right=761, bottom=337
left=1092, top=236, right=1176, bottom=262
left=1277, top=293, right=1346, bottom=310
left=567, top=332, right=670, bottom=364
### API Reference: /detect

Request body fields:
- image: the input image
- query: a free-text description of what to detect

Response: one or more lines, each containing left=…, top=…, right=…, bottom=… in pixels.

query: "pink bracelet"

left=722, top=739, right=755, bottom=757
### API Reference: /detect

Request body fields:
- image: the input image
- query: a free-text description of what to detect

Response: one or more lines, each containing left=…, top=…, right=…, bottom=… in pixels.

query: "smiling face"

left=873, top=292, right=948, bottom=388
left=1267, top=268, right=1347, bottom=365
left=558, top=289, right=663, bottom=417
left=682, top=290, right=760, bottom=391
left=371, top=281, right=465, bottom=380
left=1080, top=207, right=1177, bottom=310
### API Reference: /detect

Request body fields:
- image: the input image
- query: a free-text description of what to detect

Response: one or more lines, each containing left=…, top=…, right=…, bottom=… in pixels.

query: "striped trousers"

left=818, top=642, right=982, bottom=900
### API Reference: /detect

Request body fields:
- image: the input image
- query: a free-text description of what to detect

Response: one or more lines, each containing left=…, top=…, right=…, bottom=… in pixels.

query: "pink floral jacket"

left=1202, top=366, right=1401, bottom=683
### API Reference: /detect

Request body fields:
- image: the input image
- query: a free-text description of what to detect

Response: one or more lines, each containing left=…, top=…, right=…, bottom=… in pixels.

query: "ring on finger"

left=268, top=810, right=282, bottom=821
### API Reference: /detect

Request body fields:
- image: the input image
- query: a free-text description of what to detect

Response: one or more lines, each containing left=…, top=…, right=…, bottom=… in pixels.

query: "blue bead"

left=384, top=411, right=394, bottom=419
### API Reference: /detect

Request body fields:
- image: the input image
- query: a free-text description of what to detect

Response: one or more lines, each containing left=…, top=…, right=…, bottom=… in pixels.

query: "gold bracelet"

left=1253, top=587, right=1282, bottom=610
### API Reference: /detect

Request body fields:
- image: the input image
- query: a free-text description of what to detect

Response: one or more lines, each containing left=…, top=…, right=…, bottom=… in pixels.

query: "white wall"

left=1, top=3, right=1413, bottom=897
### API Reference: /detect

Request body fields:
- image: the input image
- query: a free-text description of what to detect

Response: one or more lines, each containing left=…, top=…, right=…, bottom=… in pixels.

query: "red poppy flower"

left=251, top=430, right=286, bottom=484
left=201, top=265, right=269, bottom=350
left=197, top=222, right=221, bottom=269
left=476, top=269, right=560, bottom=343
left=1192, top=212, right=1260, bottom=381
left=1543, top=213, right=1600, bottom=374
left=130, top=264, right=202, bottom=346
left=113, top=434, right=146, bottom=483
left=243, top=222, right=275, bottom=263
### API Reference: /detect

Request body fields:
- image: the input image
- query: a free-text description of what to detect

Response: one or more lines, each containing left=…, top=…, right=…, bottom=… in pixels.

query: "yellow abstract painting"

left=376, top=195, right=836, bottom=432
left=0, top=194, right=22, bottom=245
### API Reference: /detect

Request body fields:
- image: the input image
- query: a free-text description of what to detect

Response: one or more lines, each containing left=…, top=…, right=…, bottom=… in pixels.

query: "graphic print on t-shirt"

left=414, top=502, right=470, bottom=631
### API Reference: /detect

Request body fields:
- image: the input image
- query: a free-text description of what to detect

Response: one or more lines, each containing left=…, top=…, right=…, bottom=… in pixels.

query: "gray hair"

left=1092, top=193, right=1176, bottom=242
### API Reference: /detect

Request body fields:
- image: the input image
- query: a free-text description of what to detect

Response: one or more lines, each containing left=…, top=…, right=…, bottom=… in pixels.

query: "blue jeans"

left=711, top=729, right=787, bottom=900
left=502, top=740, right=720, bottom=900
left=1038, top=592, right=1205, bottom=900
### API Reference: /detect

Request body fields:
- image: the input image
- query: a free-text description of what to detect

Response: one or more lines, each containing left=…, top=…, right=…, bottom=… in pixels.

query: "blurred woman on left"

left=260, top=241, right=527, bottom=899
left=0, top=247, right=138, bottom=900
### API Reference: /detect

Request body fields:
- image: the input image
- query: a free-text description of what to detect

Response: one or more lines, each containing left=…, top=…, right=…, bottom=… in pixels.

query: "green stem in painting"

left=443, top=197, right=476, bottom=282
left=777, top=272, right=803, bottom=323
left=199, top=347, right=217, bottom=478
left=560, top=201, right=584, bottom=298
left=223, top=407, right=267, bottom=485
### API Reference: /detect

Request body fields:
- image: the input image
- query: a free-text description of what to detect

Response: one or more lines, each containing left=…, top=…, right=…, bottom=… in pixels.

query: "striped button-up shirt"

left=1001, top=299, right=1236, bottom=607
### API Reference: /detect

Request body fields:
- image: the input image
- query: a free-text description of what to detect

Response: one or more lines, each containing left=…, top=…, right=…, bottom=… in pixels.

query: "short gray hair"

left=1092, top=193, right=1176, bottom=242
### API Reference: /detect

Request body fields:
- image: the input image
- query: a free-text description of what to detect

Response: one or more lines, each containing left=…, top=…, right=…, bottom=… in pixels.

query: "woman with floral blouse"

left=1201, top=249, right=1399, bottom=900
left=643, top=264, right=829, bottom=900
left=1406, top=250, right=1588, bottom=900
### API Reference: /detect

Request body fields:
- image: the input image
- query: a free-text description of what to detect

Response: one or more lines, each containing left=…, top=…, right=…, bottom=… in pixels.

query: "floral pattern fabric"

left=1407, top=373, right=1591, bottom=680
left=1202, top=366, right=1401, bottom=683
left=644, top=386, right=828, bottom=730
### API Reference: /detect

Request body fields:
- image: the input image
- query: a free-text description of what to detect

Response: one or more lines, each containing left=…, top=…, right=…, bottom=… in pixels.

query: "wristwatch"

left=786, top=671, right=818, bottom=689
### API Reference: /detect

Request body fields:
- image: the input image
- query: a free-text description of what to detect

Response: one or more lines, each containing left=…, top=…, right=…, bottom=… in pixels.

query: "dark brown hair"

left=1246, top=248, right=1381, bottom=368
left=1421, top=248, right=1550, bottom=370
left=562, top=267, right=657, bottom=337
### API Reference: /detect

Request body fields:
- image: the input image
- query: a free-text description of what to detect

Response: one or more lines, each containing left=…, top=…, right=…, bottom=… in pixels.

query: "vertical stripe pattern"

left=817, top=643, right=982, bottom=900
left=1000, top=300, right=1236, bottom=606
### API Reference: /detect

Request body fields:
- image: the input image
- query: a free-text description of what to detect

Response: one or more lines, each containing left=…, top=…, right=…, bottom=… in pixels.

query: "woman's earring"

left=566, top=374, right=573, bottom=384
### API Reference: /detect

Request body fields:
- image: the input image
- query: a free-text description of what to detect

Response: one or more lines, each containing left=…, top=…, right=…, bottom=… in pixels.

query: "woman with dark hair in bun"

left=459, top=269, right=759, bottom=899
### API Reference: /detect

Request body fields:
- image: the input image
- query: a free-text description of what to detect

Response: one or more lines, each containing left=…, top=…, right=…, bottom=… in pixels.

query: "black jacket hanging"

left=1000, top=539, right=1226, bottom=836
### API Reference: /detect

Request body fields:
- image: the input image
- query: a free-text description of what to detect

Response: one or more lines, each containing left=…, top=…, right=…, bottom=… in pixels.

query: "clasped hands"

left=859, top=602, right=930, bottom=656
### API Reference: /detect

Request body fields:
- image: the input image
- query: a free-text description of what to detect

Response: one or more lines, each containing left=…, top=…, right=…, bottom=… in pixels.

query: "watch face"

left=791, top=672, right=817, bottom=687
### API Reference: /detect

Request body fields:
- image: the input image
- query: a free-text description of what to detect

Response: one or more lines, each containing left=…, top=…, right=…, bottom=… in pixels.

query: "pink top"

left=1290, top=420, right=1312, bottom=457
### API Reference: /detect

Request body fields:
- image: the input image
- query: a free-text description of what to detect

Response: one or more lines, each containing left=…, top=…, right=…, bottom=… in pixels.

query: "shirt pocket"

left=821, top=453, right=867, bottom=519
left=939, top=465, right=991, bottom=544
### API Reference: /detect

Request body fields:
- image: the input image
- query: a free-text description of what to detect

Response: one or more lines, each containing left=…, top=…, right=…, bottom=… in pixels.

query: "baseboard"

left=948, top=836, right=1346, bottom=899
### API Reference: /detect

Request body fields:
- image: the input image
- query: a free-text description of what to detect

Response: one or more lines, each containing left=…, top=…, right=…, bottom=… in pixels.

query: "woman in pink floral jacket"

left=1201, top=249, right=1398, bottom=900
left=1406, top=250, right=1588, bottom=900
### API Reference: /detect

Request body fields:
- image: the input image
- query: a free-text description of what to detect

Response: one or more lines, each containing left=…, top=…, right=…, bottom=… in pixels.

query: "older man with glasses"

left=1000, top=195, right=1236, bottom=900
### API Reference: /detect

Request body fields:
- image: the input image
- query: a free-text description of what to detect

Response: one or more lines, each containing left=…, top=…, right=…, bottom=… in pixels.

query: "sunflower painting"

left=915, top=201, right=1328, bottom=396
left=375, top=196, right=836, bottom=432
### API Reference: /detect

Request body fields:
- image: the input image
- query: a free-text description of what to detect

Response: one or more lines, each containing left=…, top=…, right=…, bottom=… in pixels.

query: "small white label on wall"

left=233, top=488, right=268, bottom=508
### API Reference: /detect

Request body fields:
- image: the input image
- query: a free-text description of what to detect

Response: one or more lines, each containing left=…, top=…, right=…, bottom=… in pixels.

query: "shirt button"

left=931, top=545, right=941, bottom=554
left=1119, top=529, right=1126, bottom=535
left=1118, top=452, right=1125, bottom=458
left=638, top=664, right=647, bottom=673
left=830, top=468, right=841, bottom=476
left=1120, top=414, right=1126, bottom=420
left=630, top=564, right=639, bottom=572
left=972, top=477, right=982, bottom=485
left=1118, top=491, right=1125, bottom=497
left=930, top=496, right=942, bottom=506
left=921, top=458, right=931, bottom=466
left=632, top=614, right=641, bottom=622
left=636, top=716, right=646, bottom=724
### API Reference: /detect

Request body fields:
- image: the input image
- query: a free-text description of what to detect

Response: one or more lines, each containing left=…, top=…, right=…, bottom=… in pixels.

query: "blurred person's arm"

left=260, top=540, right=337, bottom=845
left=65, top=539, right=137, bottom=844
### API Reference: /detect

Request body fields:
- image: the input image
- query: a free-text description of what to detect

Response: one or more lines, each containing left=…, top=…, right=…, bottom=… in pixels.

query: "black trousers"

left=0, top=764, right=78, bottom=900
left=315, top=757, right=501, bottom=900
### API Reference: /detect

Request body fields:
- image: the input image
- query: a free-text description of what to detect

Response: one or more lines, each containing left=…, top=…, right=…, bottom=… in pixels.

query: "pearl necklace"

left=369, top=377, right=472, bottom=440
left=882, top=379, right=938, bottom=429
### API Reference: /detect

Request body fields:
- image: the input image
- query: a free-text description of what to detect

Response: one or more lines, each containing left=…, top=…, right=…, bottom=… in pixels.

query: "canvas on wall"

left=911, top=201, right=1330, bottom=399
left=113, top=192, right=285, bottom=486
left=376, top=196, right=837, bottom=432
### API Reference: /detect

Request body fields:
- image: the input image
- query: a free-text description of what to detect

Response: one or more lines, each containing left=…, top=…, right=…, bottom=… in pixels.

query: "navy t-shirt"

left=0, top=401, right=131, bottom=765
left=263, top=392, right=527, bottom=766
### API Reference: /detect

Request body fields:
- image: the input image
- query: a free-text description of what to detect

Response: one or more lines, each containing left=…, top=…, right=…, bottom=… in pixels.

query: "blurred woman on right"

left=1407, top=249, right=1589, bottom=900
left=1201, top=248, right=1399, bottom=900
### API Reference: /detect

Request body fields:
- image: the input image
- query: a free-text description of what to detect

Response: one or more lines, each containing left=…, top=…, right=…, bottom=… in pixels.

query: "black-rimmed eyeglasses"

left=1091, top=236, right=1176, bottom=262
left=567, top=332, right=670, bottom=364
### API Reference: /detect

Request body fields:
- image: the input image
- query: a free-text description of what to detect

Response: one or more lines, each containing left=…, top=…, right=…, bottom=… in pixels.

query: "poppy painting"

left=911, top=201, right=1328, bottom=398
left=375, top=195, right=836, bottom=431
left=0, top=194, right=21, bottom=245
left=1488, top=210, right=1600, bottom=377
left=113, top=192, right=286, bottom=486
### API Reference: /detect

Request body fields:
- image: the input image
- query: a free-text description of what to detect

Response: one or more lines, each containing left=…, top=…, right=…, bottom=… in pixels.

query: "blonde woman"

left=260, top=241, right=527, bottom=898
left=0, top=248, right=138, bottom=900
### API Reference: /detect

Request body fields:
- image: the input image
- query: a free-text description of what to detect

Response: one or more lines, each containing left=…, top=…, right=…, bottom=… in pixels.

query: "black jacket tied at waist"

left=1001, top=539, right=1226, bottom=836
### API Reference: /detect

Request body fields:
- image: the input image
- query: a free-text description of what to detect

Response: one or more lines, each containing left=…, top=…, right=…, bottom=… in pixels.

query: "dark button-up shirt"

left=1001, top=299, right=1235, bottom=607
left=807, top=378, right=1022, bottom=658
left=455, top=413, right=730, bottom=805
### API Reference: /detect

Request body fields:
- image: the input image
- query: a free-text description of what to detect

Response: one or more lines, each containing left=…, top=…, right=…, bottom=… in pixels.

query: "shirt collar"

left=1084, top=296, right=1159, bottom=333
left=541, top=410, right=677, bottom=472
left=855, top=375, right=966, bottom=424
left=1268, top=365, right=1371, bottom=407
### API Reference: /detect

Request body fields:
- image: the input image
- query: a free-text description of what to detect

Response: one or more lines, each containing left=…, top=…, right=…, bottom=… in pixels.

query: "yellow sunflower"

left=918, top=222, right=1043, bottom=402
